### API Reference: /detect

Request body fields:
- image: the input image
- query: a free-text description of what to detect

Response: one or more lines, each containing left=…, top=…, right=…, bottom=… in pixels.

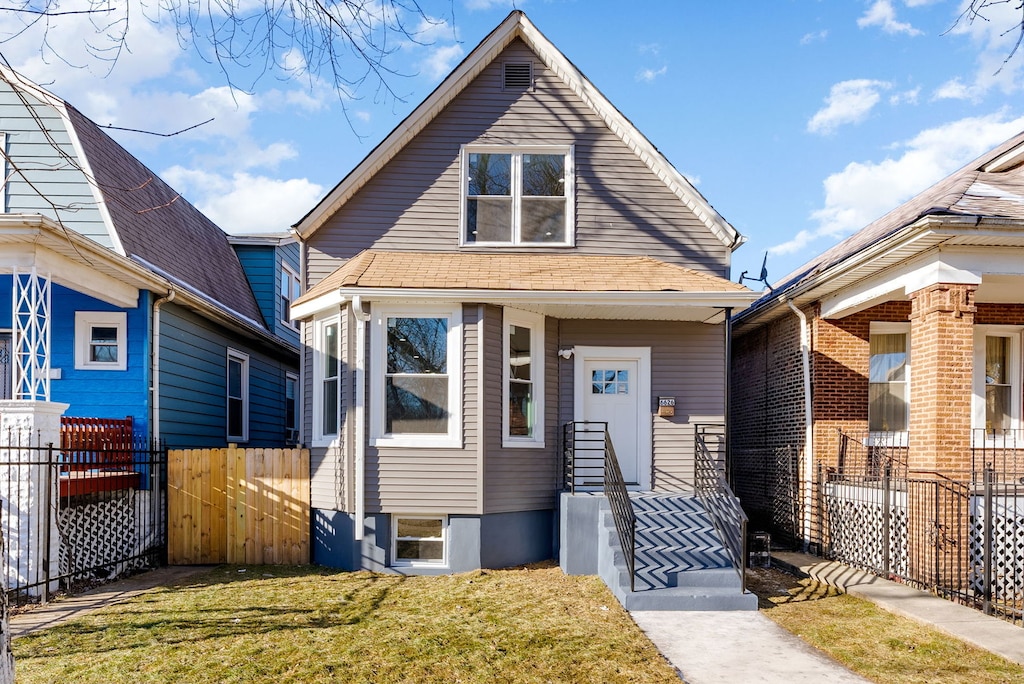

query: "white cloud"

left=420, top=44, right=465, bottom=81
left=889, top=86, right=920, bottom=105
left=800, top=30, right=829, bottom=45
left=772, top=112, right=1024, bottom=255
left=857, top=0, right=922, bottom=36
left=932, top=77, right=976, bottom=101
left=807, top=79, right=892, bottom=135
left=162, top=166, right=324, bottom=234
left=636, top=66, right=668, bottom=83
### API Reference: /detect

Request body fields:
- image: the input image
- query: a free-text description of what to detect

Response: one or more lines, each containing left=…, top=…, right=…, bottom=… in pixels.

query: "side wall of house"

left=158, top=303, right=296, bottom=448
left=46, top=284, right=150, bottom=437
left=0, top=84, right=110, bottom=247
left=304, top=39, right=731, bottom=284
left=558, top=319, right=725, bottom=490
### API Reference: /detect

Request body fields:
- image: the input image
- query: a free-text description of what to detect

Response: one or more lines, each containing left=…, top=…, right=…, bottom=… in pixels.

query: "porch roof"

left=293, top=250, right=757, bottom=322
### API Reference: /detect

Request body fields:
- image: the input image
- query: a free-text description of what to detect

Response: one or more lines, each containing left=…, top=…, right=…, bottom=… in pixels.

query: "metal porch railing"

left=563, top=421, right=637, bottom=591
left=694, top=424, right=748, bottom=593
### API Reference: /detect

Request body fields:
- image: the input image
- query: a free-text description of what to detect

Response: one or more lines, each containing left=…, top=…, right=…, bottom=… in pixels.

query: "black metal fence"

left=0, top=431, right=167, bottom=606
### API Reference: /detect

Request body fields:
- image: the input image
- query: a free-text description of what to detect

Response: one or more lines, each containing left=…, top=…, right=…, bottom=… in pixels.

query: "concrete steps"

left=598, top=493, right=757, bottom=611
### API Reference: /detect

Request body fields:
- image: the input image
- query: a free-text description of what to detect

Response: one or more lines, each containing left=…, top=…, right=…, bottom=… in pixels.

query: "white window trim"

left=391, top=514, right=448, bottom=568
left=868, top=322, right=910, bottom=447
left=74, top=311, right=127, bottom=371
left=312, top=313, right=341, bottom=447
left=370, top=303, right=463, bottom=448
left=972, top=325, right=1022, bottom=444
left=226, top=349, right=249, bottom=442
left=280, top=263, right=301, bottom=331
left=502, top=308, right=545, bottom=448
left=458, top=144, right=575, bottom=247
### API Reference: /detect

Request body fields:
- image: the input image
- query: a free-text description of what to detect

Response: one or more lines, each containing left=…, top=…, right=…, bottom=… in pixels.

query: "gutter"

left=351, top=295, right=371, bottom=542
left=785, top=299, right=813, bottom=551
left=151, top=289, right=176, bottom=442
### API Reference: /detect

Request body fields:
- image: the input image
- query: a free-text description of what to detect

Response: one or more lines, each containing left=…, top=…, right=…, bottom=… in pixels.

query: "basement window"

left=393, top=516, right=447, bottom=566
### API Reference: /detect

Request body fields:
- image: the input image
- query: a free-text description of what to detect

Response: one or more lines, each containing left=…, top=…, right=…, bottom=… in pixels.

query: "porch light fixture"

left=559, top=349, right=574, bottom=359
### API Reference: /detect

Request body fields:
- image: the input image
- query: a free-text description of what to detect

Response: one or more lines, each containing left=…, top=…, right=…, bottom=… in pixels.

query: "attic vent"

left=503, top=62, right=533, bottom=91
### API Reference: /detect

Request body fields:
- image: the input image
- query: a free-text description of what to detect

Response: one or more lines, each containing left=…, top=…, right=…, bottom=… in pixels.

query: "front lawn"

left=13, top=563, right=680, bottom=684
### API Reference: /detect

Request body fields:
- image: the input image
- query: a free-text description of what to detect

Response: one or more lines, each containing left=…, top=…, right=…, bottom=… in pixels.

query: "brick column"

left=907, top=283, right=976, bottom=472
left=907, top=283, right=975, bottom=587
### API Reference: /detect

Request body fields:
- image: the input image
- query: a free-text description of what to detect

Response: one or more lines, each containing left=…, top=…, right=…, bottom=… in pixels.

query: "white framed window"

left=392, top=515, right=447, bottom=567
left=868, top=322, right=910, bottom=441
left=285, top=372, right=299, bottom=442
left=503, top=308, right=544, bottom=448
left=972, top=326, right=1022, bottom=437
left=313, top=315, right=341, bottom=445
left=280, top=265, right=301, bottom=329
left=370, top=304, right=462, bottom=448
left=227, top=349, right=249, bottom=442
left=74, top=311, right=127, bottom=371
left=460, top=145, right=574, bottom=246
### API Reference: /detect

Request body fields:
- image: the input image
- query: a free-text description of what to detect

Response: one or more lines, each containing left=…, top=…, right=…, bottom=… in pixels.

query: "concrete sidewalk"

left=9, top=565, right=213, bottom=638
left=631, top=609, right=870, bottom=683
left=773, top=551, right=1024, bottom=666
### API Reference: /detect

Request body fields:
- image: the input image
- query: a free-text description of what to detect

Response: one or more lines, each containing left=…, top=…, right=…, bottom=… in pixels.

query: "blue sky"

left=2, top=0, right=1024, bottom=286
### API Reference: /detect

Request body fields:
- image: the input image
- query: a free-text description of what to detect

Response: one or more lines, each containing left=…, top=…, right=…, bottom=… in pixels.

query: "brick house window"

left=972, top=326, right=1022, bottom=435
left=868, top=323, right=909, bottom=435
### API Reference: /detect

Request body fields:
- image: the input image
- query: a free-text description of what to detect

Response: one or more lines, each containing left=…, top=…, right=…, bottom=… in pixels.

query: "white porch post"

left=0, top=400, right=67, bottom=599
left=12, top=268, right=51, bottom=402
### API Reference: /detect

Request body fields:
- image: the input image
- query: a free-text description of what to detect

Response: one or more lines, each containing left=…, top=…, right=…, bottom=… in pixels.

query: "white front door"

left=574, top=347, right=651, bottom=490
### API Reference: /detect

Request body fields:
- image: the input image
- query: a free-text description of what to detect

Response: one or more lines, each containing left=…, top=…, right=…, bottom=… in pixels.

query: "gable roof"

left=64, top=104, right=266, bottom=326
left=736, top=128, right=1024, bottom=327
left=293, top=11, right=743, bottom=251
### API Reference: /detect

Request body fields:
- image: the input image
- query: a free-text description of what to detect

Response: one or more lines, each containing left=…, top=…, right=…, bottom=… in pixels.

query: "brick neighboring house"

left=730, top=130, right=1024, bottom=599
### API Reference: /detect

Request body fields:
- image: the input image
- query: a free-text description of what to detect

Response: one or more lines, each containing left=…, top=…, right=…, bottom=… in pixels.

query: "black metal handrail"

left=604, top=430, right=637, bottom=592
left=694, top=424, right=748, bottom=593
left=563, top=421, right=637, bottom=592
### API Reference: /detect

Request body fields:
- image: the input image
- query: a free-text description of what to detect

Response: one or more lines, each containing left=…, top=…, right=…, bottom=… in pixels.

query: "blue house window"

left=280, top=265, right=300, bottom=329
left=227, top=349, right=249, bottom=442
left=74, top=312, right=127, bottom=371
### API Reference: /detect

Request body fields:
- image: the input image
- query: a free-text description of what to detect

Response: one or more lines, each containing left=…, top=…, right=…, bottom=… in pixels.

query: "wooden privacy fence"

left=168, top=446, right=310, bottom=565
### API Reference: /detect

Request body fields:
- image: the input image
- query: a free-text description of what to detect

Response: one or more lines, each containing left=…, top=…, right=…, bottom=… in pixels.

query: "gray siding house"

left=291, top=11, right=757, bottom=582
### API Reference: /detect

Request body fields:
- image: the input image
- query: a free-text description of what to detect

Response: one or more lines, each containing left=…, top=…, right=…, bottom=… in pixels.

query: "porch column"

left=907, top=282, right=976, bottom=471
left=907, top=282, right=975, bottom=587
left=0, top=400, right=68, bottom=599
left=12, top=268, right=52, bottom=402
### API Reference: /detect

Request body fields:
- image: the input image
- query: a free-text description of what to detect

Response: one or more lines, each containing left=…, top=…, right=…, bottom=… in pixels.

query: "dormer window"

left=460, top=145, right=574, bottom=246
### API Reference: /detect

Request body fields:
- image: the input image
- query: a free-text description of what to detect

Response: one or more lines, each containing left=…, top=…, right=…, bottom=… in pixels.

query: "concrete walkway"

left=9, top=565, right=213, bottom=638
left=632, top=551, right=1024, bottom=683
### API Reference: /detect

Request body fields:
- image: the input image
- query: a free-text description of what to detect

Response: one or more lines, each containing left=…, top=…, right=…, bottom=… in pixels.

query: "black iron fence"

left=0, top=431, right=167, bottom=606
left=694, top=424, right=748, bottom=592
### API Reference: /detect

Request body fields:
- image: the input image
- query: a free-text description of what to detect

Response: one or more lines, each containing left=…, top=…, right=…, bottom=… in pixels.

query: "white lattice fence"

left=970, top=494, right=1024, bottom=608
left=57, top=490, right=161, bottom=581
left=824, top=482, right=909, bottom=577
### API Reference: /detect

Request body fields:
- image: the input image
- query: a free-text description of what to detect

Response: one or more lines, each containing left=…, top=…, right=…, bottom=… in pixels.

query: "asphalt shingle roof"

left=295, top=249, right=750, bottom=306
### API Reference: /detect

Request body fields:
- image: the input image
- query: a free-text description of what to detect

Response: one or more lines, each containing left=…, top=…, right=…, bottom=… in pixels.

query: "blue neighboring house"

left=0, top=69, right=299, bottom=448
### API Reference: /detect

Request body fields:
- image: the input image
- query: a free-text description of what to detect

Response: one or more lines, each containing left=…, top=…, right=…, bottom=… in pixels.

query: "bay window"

left=313, top=315, right=340, bottom=444
left=371, top=305, right=462, bottom=447
left=461, top=145, right=574, bottom=246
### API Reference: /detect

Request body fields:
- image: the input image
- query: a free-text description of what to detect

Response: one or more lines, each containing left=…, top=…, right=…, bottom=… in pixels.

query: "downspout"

left=151, top=289, right=176, bottom=443
left=351, top=295, right=371, bottom=542
left=785, top=299, right=813, bottom=551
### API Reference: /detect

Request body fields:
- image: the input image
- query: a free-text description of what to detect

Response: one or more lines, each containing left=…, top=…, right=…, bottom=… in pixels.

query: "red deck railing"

left=60, top=416, right=134, bottom=470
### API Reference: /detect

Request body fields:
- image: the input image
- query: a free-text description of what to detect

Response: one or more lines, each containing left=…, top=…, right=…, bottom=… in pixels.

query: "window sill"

left=502, top=439, right=546, bottom=449
left=372, top=435, right=462, bottom=449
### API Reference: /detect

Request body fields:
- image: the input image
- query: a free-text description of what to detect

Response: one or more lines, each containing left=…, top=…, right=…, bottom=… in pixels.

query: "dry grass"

left=747, top=567, right=1024, bottom=684
left=12, top=563, right=680, bottom=684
